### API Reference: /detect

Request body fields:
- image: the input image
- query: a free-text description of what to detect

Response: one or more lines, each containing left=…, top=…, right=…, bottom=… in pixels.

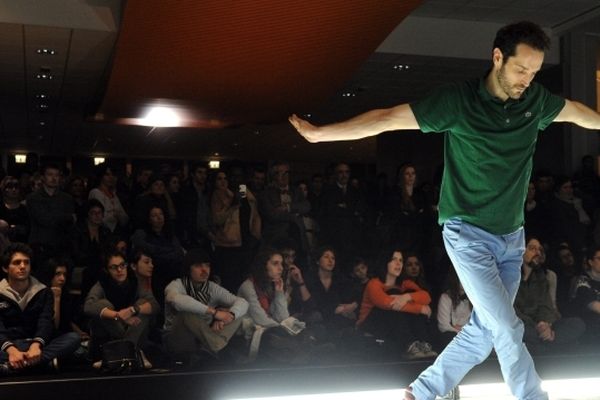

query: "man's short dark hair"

left=1, top=243, right=33, bottom=269
left=493, top=21, right=550, bottom=60
left=40, top=163, right=61, bottom=176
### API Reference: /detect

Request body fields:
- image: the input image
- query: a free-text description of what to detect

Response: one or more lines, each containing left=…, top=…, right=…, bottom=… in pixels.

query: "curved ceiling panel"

left=97, top=0, right=422, bottom=128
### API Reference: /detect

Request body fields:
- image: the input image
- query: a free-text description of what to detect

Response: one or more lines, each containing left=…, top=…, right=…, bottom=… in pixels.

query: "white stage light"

left=227, top=377, right=600, bottom=400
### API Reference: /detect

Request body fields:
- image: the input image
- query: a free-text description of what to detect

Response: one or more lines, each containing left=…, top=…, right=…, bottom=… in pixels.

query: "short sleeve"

left=410, top=83, right=461, bottom=133
left=537, top=88, right=565, bottom=131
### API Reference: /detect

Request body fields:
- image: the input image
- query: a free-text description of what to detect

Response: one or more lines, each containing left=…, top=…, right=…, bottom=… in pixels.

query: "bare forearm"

left=290, top=104, right=418, bottom=143
left=555, top=100, right=600, bottom=129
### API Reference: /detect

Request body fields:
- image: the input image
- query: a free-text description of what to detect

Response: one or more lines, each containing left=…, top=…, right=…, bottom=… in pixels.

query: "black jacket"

left=0, top=277, right=53, bottom=351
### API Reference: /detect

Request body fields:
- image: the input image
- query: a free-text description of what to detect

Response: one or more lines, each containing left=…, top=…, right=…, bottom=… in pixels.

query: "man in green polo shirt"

left=289, top=21, right=600, bottom=400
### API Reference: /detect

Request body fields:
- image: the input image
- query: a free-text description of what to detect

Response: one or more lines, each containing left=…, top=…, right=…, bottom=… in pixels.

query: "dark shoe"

left=0, top=363, right=16, bottom=376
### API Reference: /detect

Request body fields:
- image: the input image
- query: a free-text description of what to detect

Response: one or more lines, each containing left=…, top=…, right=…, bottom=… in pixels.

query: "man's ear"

left=492, top=47, right=504, bottom=68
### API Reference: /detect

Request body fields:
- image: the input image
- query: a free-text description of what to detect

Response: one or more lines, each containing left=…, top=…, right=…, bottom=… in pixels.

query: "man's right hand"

left=289, top=114, right=321, bottom=143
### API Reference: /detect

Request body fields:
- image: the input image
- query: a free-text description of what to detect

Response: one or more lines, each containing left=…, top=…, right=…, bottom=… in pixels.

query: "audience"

left=0, top=157, right=599, bottom=374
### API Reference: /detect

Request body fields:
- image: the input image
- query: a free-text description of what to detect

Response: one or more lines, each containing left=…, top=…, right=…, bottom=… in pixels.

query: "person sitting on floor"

left=436, top=268, right=471, bottom=350
left=163, top=249, right=248, bottom=363
left=0, top=243, right=80, bottom=375
left=356, top=247, right=437, bottom=360
left=84, top=250, right=157, bottom=369
left=515, top=237, right=585, bottom=353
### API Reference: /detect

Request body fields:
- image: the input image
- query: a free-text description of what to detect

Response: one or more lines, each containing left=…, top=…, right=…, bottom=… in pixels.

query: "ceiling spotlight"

left=36, top=48, right=56, bottom=55
left=15, top=154, right=27, bottom=164
left=39, top=121, right=46, bottom=126
left=393, top=64, right=410, bottom=70
left=342, top=92, right=356, bottom=97
left=36, top=73, right=54, bottom=80
left=35, top=94, right=47, bottom=99
left=139, top=106, right=182, bottom=127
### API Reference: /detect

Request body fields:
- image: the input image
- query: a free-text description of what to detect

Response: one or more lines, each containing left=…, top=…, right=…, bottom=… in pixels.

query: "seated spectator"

left=304, top=246, right=359, bottom=331
left=552, top=243, right=581, bottom=314
left=84, top=250, right=158, bottom=369
left=437, top=268, right=471, bottom=349
left=0, top=243, right=80, bottom=375
left=515, top=237, right=585, bottom=353
left=163, top=249, right=248, bottom=362
left=0, top=176, right=29, bottom=243
left=348, top=256, right=370, bottom=308
left=570, top=246, right=600, bottom=342
left=36, top=257, right=89, bottom=342
left=356, top=248, right=436, bottom=359
left=402, top=252, right=431, bottom=293
left=238, top=248, right=314, bottom=364
left=273, top=238, right=312, bottom=318
left=131, top=205, right=185, bottom=309
left=70, top=199, right=114, bottom=298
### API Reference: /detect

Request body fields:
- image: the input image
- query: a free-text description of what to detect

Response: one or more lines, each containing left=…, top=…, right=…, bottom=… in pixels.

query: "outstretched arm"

left=289, top=103, right=419, bottom=143
left=554, top=99, right=600, bottom=129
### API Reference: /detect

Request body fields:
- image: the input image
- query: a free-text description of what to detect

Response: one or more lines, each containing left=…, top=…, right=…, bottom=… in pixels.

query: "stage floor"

left=1, top=350, right=600, bottom=400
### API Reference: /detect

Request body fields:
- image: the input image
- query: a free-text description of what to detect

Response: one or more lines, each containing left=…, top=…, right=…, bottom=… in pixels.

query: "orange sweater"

left=356, top=278, right=431, bottom=326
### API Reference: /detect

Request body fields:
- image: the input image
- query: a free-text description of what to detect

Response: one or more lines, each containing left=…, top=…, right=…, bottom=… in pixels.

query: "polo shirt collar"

left=477, top=73, right=529, bottom=105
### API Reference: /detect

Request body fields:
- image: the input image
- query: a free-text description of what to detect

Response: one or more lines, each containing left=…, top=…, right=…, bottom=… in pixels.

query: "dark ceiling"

left=0, top=0, right=599, bottom=164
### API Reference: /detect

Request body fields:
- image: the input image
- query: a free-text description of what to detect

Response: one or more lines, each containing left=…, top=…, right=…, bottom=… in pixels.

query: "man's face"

left=101, top=169, right=116, bottom=188
left=588, top=251, right=600, bottom=275
left=494, top=43, right=544, bottom=100
left=190, top=263, right=211, bottom=283
left=536, top=176, right=554, bottom=193
left=335, top=164, right=350, bottom=186
left=138, top=170, right=152, bottom=185
left=252, top=172, right=266, bottom=190
left=273, top=164, right=290, bottom=188
left=42, top=168, right=61, bottom=190
left=149, top=207, right=165, bottom=230
left=524, top=239, right=543, bottom=267
left=194, top=167, right=208, bottom=185
left=558, top=248, right=575, bottom=268
left=3, top=252, right=31, bottom=283
left=352, top=262, right=368, bottom=281
left=88, top=206, right=104, bottom=226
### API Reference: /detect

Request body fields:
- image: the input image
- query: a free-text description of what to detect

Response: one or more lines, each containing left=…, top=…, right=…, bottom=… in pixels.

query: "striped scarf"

left=183, top=276, right=211, bottom=305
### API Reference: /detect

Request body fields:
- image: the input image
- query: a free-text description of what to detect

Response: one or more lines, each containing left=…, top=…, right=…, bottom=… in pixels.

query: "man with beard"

left=289, top=21, right=600, bottom=400
left=515, top=237, right=584, bottom=353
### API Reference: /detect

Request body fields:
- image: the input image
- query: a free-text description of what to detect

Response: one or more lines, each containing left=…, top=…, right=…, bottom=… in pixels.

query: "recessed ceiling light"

left=36, top=48, right=56, bottom=55
left=35, top=94, right=47, bottom=99
left=39, top=121, right=46, bottom=126
left=342, top=92, right=356, bottom=97
left=393, top=64, right=410, bottom=70
left=139, top=105, right=182, bottom=127
left=35, top=73, right=54, bottom=80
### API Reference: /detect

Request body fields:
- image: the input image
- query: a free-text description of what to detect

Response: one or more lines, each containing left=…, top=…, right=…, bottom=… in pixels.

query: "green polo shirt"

left=410, top=77, right=565, bottom=235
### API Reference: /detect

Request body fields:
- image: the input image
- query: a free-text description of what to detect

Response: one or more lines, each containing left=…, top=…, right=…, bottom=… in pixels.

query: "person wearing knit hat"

left=162, top=247, right=248, bottom=363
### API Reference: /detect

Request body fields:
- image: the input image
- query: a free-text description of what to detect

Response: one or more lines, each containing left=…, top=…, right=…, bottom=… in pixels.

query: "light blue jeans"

left=411, top=219, right=547, bottom=400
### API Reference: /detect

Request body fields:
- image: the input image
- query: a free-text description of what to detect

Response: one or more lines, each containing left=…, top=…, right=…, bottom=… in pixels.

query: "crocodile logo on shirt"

left=525, top=111, right=532, bottom=118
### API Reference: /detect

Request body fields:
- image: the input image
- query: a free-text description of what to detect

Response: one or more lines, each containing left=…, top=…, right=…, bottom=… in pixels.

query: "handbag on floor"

left=100, top=339, right=142, bottom=375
